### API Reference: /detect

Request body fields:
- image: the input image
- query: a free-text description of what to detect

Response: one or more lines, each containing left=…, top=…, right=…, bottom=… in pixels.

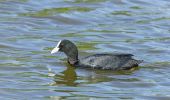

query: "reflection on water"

left=0, top=0, right=170, bottom=99
left=52, top=65, right=78, bottom=86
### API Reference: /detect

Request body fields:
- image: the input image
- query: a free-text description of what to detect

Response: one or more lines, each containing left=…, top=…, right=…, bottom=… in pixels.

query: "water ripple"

left=1, top=0, right=170, bottom=99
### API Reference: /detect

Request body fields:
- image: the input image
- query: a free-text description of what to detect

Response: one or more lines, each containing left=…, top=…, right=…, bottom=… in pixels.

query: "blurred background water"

left=0, top=0, right=170, bottom=99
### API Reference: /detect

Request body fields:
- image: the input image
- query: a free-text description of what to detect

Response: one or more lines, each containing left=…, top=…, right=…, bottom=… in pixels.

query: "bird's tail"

left=121, top=59, right=143, bottom=70
left=135, top=59, right=143, bottom=64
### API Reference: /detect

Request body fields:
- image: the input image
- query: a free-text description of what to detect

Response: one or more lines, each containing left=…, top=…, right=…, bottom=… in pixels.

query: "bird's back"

left=77, top=53, right=142, bottom=70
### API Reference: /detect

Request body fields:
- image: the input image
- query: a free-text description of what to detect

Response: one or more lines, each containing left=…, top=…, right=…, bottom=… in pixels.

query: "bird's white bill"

left=51, top=47, right=60, bottom=54
left=51, top=40, right=61, bottom=54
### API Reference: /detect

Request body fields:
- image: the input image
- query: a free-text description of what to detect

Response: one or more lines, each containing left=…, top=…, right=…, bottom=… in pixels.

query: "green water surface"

left=0, top=0, right=170, bottom=100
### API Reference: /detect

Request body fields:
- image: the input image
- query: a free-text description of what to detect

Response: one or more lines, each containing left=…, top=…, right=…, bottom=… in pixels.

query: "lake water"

left=0, top=0, right=170, bottom=99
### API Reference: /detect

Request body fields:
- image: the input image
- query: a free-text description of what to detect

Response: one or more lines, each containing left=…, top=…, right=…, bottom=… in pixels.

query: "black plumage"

left=51, top=40, right=143, bottom=70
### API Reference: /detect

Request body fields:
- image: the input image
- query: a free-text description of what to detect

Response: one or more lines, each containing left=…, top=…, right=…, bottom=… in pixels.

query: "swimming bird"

left=51, top=40, right=143, bottom=70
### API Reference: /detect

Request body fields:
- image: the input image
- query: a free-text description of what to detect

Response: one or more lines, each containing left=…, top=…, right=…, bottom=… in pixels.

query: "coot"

left=51, top=40, right=143, bottom=70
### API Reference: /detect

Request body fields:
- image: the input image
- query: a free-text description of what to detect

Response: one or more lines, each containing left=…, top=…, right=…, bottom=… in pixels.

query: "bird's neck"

left=64, top=43, right=79, bottom=65
left=65, top=50, right=78, bottom=65
left=68, top=56, right=79, bottom=65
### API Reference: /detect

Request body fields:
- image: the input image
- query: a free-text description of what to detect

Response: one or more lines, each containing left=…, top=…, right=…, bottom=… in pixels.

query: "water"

left=0, top=0, right=170, bottom=99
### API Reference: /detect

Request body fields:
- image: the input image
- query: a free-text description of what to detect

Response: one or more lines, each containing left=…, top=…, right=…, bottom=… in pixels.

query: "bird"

left=51, top=39, right=143, bottom=70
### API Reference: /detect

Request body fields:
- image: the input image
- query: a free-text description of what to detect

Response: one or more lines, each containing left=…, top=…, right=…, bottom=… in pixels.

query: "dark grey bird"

left=51, top=40, right=143, bottom=70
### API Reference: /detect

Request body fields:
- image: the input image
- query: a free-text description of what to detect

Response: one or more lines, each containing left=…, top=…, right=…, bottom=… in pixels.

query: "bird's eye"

left=60, top=44, right=64, bottom=47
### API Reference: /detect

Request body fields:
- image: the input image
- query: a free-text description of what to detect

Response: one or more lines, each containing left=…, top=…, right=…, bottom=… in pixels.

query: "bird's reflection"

left=50, top=63, right=139, bottom=87
left=52, top=63, right=78, bottom=86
